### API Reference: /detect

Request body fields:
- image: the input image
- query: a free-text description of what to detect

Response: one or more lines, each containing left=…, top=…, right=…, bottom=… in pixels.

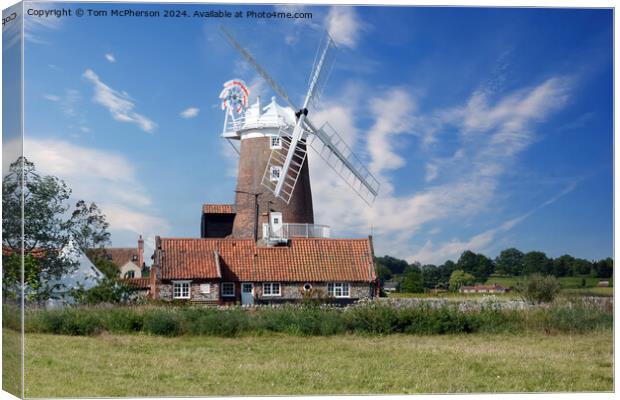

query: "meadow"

left=3, top=298, right=613, bottom=397
left=18, top=330, right=612, bottom=397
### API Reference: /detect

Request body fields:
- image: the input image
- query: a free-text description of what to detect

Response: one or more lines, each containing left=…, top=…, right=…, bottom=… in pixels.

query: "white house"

left=45, top=239, right=104, bottom=307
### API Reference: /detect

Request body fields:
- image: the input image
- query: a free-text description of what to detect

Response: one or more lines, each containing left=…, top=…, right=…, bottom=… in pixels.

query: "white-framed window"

left=221, top=282, right=235, bottom=297
left=200, top=283, right=211, bottom=294
left=270, top=136, right=282, bottom=150
left=172, top=280, right=191, bottom=299
left=327, top=282, right=350, bottom=298
left=303, top=283, right=312, bottom=291
left=124, top=271, right=135, bottom=279
left=269, top=166, right=281, bottom=182
left=263, top=282, right=281, bottom=296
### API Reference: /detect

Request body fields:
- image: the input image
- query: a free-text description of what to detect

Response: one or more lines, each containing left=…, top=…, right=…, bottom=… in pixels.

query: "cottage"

left=459, top=284, right=508, bottom=294
left=150, top=236, right=378, bottom=305
left=104, top=236, right=145, bottom=278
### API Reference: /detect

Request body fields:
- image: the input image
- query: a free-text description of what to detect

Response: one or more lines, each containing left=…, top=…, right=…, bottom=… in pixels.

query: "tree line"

left=376, top=249, right=613, bottom=293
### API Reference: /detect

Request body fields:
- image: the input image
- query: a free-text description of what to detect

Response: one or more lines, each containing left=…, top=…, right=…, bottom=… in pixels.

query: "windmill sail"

left=219, top=25, right=380, bottom=206
left=307, top=33, right=337, bottom=110
left=305, top=120, right=379, bottom=205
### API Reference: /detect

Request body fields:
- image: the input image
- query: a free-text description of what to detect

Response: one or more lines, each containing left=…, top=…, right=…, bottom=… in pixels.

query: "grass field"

left=485, top=276, right=609, bottom=289
left=20, top=330, right=612, bottom=397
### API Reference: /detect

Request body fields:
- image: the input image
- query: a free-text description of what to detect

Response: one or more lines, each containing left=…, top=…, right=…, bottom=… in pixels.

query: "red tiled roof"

left=158, top=238, right=376, bottom=282
left=123, top=277, right=151, bottom=289
left=159, top=239, right=223, bottom=280
left=202, top=204, right=234, bottom=214
left=105, top=248, right=139, bottom=267
left=3, top=246, right=47, bottom=258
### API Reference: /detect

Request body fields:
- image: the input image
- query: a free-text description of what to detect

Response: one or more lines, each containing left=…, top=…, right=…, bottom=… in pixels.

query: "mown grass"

left=12, top=300, right=612, bottom=337
left=20, top=330, right=612, bottom=397
left=2, top=325, right=22, bottom=397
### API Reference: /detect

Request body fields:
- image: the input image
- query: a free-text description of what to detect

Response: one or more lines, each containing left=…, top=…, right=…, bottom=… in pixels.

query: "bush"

left=516, top=274, right=560, bottom=304
left=19, top=299, right=612, bottom=338
left=33, top=308, right=103, bottom=335
left=103, top=308, right=144, bottom=333
left=142, top=310, right=181, bottom=336
left=186, top=309, right=251, bottom=337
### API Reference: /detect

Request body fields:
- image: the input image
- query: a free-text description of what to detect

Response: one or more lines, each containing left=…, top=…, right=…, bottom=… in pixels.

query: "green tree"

left=421, top=264, right=440, bottom=289
left=552, top=254, right=574, bottom=277
left=2, top=157, right=111, bottom=303
left=522, top=251, right=553, bottom=275
left=375, top=255, right=409, bottom=275
left=457, top=250, right=495, bottom=281
left=448, top=269, right=476, bottom=292
left=570, top=258, right=593, bottom=276
left=515, top=273, right=560, bottom=304
left=400, top=265, right=424, bottom=293
left=594, top=258, right=613, bottom=278
left=495, top=248, right=524, bottom=276
left=376, top=264, right=393, bottom=283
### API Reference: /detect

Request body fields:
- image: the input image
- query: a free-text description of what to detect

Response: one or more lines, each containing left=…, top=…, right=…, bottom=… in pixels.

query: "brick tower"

left=224, top=97, right=314, bottom=240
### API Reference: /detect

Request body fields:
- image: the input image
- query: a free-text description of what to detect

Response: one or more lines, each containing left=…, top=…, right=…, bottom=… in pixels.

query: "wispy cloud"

left=325, top=6, right=365, bottom=49
left=308, top=75, right=573, bottom=261
left=408, top=181, right=580, bottom=264
left=83, top=69, right=157, bottom=133
left=180, top=107, right=199, bottom=119
left=21, top=137, right=170, bottom=247
left=104, top=53, right=116, bottom=63
left=44, top=94, right=60, bottom=102
left=24, top=5, right=63, bottom=44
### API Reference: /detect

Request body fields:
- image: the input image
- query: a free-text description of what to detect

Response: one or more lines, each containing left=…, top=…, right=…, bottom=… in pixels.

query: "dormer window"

left=270, top=136, right=282, bottom=150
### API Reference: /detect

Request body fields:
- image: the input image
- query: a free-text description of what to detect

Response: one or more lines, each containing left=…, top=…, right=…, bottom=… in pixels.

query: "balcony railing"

left=264, top=223, right=331, bottom=242
left=224, top=114, right=288, bottom=135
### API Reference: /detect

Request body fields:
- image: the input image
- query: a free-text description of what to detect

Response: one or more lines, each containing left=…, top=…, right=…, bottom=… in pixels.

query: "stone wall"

left=156, top=280, right=374, bottom=304
left=158, top=281, right=220, bottom=302
left=255, top=282, right=373, bottom=304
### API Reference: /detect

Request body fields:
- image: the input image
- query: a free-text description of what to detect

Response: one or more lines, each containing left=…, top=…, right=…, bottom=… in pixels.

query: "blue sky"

left=10, top=3, right=612, bottom=264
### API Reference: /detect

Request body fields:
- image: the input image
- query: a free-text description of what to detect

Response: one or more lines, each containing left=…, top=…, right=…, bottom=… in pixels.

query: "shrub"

left=345, top=304, right=399, bottom=334
left=186, top=309, right=251, bottom=337
left=516, top=274, right=560, bottom=304
left=33, top=308, right=103, bottom=335
left=104, top=308, right=144, bottom=333
left=142, top=310, right=181, bottom=336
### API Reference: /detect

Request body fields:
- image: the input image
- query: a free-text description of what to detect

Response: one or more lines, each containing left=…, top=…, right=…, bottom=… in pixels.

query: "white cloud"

left=105, top=53, right=116, bottom=63
left=425, top=163, right=438, bottom=182
left=21, top=137, right=170, bottom=246
left=307, top=76, right=572, bottom=262
left=407, top=180, right=579, bottom=265
left=325, top=6, right=363, bottom=49
left=83, top=69, right=157, bottom=133
left=24, top=6, right=62, bottom=44
left=44, top=94, right=60, bottom=102
left=180, top=107, right=200, bottom=119
left=411, top=230, right=497, bottom=266
left=367, top=87, right=416, bottom=192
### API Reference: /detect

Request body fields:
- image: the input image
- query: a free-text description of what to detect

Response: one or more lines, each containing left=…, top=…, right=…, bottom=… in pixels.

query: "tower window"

left=270, top=166, right=281, bottom=182
left=270, top=136, right=282, bottom=149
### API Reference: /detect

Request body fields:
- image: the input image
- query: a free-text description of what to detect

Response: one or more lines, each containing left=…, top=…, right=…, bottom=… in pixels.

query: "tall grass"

left=6, top=300, right=611, bottom=338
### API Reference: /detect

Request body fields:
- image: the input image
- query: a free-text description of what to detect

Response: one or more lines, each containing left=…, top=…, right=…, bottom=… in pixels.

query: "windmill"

left=218, top=26, right=379, bottom=241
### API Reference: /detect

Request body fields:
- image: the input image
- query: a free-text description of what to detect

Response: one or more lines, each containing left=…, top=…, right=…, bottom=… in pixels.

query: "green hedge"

left=6, top=301, right=612, bottom=338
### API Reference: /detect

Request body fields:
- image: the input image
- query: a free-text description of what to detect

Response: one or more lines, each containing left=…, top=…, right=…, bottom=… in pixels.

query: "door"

left=241, top=282, right=254, bottom=305
left=269, top=212, right=283, bottom=237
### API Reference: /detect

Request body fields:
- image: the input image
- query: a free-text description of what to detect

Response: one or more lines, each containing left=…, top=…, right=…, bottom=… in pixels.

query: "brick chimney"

left=138, top=235, right=144, bottom=267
